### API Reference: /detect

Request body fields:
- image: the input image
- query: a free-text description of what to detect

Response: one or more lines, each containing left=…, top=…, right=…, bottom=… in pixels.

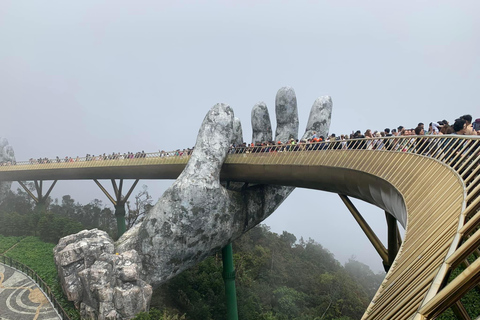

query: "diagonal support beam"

left=18, top=181, right=39, bottom=203
left=94, top=179, right=140, bottom=238
left=111, top=179, right=119, bottom=201
left=118, top=179, right=124, bottom=202
left=17, top=180, right=58, bottom=204
left=34, top=180, right=42, bottom=201
left=339, top=194, right=389, bottom=264
left=451, top=301, right=471, bottom=320
left=43, top=180, right=58, bottom=200
left=94, top=179, right=117, bottom=205
left=99, top=179, right=140, bottom=205
left=123, top=179, right=139, bottom=204
left=18, top=180, right=57, bottom=212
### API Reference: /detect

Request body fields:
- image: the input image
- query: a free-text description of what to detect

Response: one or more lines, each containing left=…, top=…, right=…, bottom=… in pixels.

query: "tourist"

left=461, top=115, right=477, bottom=135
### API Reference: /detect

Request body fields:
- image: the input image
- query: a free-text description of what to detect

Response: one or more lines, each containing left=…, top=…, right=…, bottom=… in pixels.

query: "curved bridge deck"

left=1, top=136, right=479, bottom=319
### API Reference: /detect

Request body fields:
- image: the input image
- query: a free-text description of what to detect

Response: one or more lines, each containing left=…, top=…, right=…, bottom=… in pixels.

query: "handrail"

left=0, top=254, right=72, bottom=320
left=1, top=135, right=479, bottom=169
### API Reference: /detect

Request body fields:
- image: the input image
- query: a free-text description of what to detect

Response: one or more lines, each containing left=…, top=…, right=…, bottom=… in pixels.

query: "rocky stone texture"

left=0, top=138, right=15, bottom=204
left=251, top=102, right=272, bottom=143
left=232, top=117, right=243, bottom=146
left=54, top=88, right=332, bottom=319
left=116, top=103, right=238, bottom=287
left=301, top=96, right=333, bottom=140
left=54, top=229, right=152, bottom=320
left=275, top=87, right=299, bottom=142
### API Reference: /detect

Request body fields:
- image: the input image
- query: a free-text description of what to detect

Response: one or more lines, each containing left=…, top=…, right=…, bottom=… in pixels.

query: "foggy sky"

left=1, top=0, right=479, bottom=272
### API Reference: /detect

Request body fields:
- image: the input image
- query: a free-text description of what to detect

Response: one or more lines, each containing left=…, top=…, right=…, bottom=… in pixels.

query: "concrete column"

left=115, top=203, right=127, bottom=237
left=222, top=243, right=238, bottom=320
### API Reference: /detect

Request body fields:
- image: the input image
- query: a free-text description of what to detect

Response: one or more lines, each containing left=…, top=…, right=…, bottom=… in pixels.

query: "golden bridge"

left=1, top=135, right=479, bottom=319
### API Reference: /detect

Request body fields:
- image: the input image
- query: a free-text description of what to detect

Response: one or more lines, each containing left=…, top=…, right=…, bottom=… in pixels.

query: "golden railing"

left=0, top=135, right=479, bottom=319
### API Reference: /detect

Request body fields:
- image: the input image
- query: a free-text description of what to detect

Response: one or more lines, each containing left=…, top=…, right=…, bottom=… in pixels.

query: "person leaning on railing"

left=414, top=126, right=429, bottom=155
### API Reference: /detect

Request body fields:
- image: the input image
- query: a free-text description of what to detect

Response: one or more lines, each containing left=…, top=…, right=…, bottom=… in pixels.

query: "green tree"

left=126, top=185, right=154, bottom=229
left=272, top=286, right=307, bottom=319
left=37, top=212, right=83, bottom=243
left=0, top=188, right=34, bottom=215
left=344, top=258, right=385, bottom=299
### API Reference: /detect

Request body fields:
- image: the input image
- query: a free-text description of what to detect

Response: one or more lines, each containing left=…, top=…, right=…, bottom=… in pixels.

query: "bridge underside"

left=223, top=150, right=465, bottom=320
left=221, top=160, right=408, bottom=228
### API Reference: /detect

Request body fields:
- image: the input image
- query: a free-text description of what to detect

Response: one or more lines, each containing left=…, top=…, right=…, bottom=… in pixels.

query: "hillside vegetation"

left=0, top=188, right=392, bottom=319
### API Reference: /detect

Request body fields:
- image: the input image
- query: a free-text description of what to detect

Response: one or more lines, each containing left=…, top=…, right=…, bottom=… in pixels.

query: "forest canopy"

left=0, top=187, right=386, bottom=320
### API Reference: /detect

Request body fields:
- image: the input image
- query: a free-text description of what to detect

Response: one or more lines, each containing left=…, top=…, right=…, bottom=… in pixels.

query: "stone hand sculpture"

left=54, top=87, right=332, bottom=319
left=0, top=138, right=15, bottom=203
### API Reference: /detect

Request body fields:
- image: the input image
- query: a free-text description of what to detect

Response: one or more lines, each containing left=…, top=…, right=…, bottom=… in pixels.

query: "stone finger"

left=275, top=86, right=299, bottom=142
left=232, top=117, right=244, bottom=146
left=301, top=96, right=333, bottom=140
left=251, top=102, right=273, bottom=144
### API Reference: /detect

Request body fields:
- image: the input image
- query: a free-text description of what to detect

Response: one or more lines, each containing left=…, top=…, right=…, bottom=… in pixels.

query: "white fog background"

left=1, top=0, right=479, bottom=272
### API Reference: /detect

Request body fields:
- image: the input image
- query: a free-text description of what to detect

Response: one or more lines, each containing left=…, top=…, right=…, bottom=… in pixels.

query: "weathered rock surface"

left=301, top=96, right=333, bottom=140
left=54, top=88, right=332, bottom=319
left=0, top=138, right=15, bottom=204
left=116, top=103, right=237, bottom=287
left=251, top=102, right=272, bottom=143
left=232, top=117, right=243, bottom=146
left=54, top=229, right=152, bottom=320
left=275, top=87, right=299, bottom=142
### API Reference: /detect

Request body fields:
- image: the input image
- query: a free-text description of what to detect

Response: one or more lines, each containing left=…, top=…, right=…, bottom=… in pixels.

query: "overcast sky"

left=1, top=0, right=479, bottom=272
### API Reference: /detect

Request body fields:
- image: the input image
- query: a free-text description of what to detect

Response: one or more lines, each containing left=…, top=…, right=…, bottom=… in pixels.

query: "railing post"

left=222, top=243, right=238, bottom=320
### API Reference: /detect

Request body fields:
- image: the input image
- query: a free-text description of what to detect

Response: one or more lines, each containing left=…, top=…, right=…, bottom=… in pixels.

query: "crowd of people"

left=230, top=114, right=480, bottom=153
left=12, top=149, right=194, bottom=166
left=342, top=114, right=480, bottom=141
left=1, top=114, right=478, bottom=167
left=23, top=151, right=152, bottom=166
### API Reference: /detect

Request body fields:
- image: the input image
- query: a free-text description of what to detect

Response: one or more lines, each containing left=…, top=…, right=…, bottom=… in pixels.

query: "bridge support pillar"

left=339, top=194, right=389, bottom=269
left=94, top=179, right=139, bottom=238
left=18, top=180, right=57, bottom=213
left=222, top=243, right=238, bottom=320
left=35, top=201, right=46, bottom=213
left=386, top=211, right=400, bottom=271
left=115, top=204, right=127, bottom=237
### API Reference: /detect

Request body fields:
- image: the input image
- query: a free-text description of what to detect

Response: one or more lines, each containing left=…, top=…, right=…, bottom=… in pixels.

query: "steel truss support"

left=18, top=180, right=57, bottom=212
left=94, top=179, right=139, bottom=237
left=451, top=301, right=471, bottom=320
left=339, top=194, right=389, bottom=269
left=222, top=243, right=239, bottom=320
left=385, top=211, right=401, bottom=270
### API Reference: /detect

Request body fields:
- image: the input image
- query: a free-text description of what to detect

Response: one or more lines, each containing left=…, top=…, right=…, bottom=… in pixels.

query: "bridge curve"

left=0, top=135, right=479, bottom=319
